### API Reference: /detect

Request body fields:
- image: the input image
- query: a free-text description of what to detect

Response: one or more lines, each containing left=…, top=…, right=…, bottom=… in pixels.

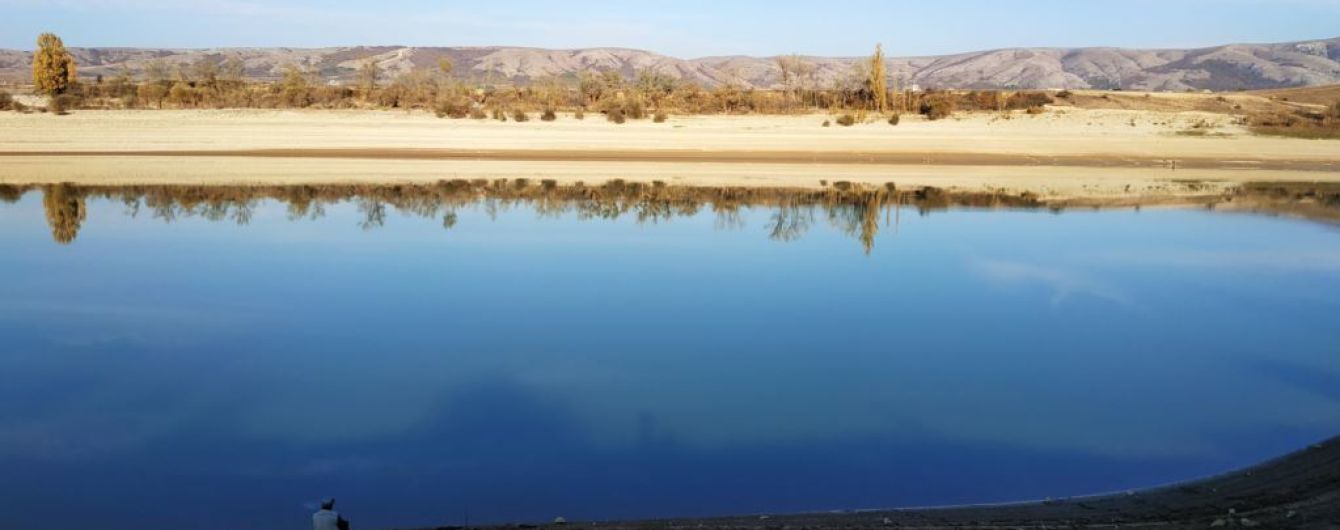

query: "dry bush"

left=300, top=85, right=355, bottom=109
left=470, top=108, right=487, bottom=120
left=964, top=91, right=1003, bottom=111
left=599, top=97, right=648, bottom=121
left=1249, top=108, right=1340, bottom=139
left=574, top=109, right=585, bottom=120
left=920, top=94, right=956, bottom=120
left=168, top=82, right=196, bottom=107
left=627, top=99, right=647, bottom=119
left=492, top=108, right=507, bottom=121
left=836, top=114, right=857, bottom=126
left=653, top=111, right=667, bottom=123
left=1055, top=90, right=1073, bottom=99
left=434, top=97, right=471, bottom=119
left=1025, top=106, right=1045, bottom=115
left=1004, top=91, right=1054, bottom=110
left=607, top=107, right=627, bottom=124
left=512, top=109, right=530, bottom=122
left=822, top=120, right=831, bottom=127
left=887, top=113, right=900, bottom=126
left=137, top=83, right=168, bottom=109
left=48, top=94, right=80, bottom=115
left=0, top=91, right=12, bottom=111
left=541, top=108, right=557, bottom=121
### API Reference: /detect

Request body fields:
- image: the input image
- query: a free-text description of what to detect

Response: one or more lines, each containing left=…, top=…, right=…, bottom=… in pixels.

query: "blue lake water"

left=1, top=186, right=1338, bottom=530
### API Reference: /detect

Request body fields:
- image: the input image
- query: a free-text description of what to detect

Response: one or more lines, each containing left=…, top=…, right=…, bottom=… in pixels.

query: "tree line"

left=14, top=33, right=1060, bottom=122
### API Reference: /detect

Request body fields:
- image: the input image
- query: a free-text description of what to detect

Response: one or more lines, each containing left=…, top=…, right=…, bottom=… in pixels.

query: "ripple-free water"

left=1, top=190, right=1338, bottom=530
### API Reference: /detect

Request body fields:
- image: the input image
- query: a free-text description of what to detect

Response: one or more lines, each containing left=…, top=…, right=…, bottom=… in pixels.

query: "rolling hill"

left=1, top=37, right=1338, bottom=91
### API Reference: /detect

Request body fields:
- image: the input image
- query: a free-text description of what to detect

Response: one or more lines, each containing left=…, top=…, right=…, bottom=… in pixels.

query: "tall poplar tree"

left=869, top=43, right=888, bottom=114
left=33, top=33, right=77, bottom=96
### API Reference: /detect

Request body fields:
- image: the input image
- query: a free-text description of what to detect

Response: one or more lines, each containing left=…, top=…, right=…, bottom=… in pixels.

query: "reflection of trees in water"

left=714, top=206, right=745, bottom=231
left=768, top=202, right=815, bottom=242
left=826, top=192, right=884, bottom=254
left=8, top=180, right=1339, bottom=247
left=0, top=184, right=25, bottom=203
left=356, top=199, right=387, bottom=230
left=42, top=184, right=87, bottom=245
left=20, top=180, right=1060, bottom=249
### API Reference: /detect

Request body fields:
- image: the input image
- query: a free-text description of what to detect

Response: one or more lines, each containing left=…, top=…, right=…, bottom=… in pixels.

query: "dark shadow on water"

left=0, top=351, right=1288, bottom=530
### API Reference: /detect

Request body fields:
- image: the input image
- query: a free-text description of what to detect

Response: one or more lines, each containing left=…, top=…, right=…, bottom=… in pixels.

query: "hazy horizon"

left=2, top=0, right=1339, bottom=58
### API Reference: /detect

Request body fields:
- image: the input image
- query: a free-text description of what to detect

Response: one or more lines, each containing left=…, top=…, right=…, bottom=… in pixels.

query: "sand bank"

left=2, top=109, right=1336, bottom=200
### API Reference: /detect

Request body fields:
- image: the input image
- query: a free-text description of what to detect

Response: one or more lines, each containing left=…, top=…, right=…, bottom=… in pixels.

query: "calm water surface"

left=1, top=189, right=1338, bottom=530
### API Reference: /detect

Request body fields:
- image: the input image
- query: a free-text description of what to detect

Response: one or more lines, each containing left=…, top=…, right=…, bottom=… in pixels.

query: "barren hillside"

left=1, top=37, right=1338, bottom=90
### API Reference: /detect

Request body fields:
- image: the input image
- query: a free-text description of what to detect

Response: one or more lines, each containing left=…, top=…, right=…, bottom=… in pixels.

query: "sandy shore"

left=2, top=109, right=1337, bottom=199
left=6, top=155, right=1338, bottom=201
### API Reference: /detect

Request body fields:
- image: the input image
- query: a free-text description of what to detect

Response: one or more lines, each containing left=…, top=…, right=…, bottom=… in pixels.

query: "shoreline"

left=2, top=108, right=1337, bottom=204
left=2, top=156, right=1338, bottom=214
left=413, top=436, right=1340, bottom=530
left=2, top=148, right=1338, bottom=172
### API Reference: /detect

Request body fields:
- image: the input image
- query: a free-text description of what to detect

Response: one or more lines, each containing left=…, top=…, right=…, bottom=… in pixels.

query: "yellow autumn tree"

left=869, top=43, right=887, bottom=114
left=33, top=33, right=77, bottom=96
left=43, top=183, right=86, bottom=245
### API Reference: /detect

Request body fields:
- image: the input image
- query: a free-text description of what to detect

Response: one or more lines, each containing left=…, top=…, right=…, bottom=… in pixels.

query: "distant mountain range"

left=2, top=37, right=1338, bottom=91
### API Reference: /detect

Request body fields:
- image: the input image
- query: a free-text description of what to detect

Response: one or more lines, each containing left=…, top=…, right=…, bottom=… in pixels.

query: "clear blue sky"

left=2, top=0, right=1338, bottom=57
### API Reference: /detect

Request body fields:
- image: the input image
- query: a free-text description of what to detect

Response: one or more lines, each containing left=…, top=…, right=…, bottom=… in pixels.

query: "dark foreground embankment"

left=415, top=436, right=1339, bottom=530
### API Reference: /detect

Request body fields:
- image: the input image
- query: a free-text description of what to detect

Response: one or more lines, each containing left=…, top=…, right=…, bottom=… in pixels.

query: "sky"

left=1, top=0, right=1338, bottom=57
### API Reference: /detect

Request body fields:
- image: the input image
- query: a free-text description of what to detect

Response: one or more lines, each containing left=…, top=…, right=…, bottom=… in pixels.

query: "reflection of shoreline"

left=2, top=148, right=1338, bottom=172
left=4, top=181, right=1338, bottom=250
left=437, top=436, right=1340, bottom=530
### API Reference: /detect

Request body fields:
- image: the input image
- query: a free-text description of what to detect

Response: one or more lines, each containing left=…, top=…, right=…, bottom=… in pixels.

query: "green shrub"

left=835, top=114, right=856, bottom=126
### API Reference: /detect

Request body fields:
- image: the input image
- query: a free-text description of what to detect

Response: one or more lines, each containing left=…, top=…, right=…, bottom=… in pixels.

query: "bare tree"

left=357, top=59, right=381, bottom=100
left=144, top=59, right=171, bottom=87
left=869, top=43, right=888, bottom=114
left=776, top=54, right=813, bottom=110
